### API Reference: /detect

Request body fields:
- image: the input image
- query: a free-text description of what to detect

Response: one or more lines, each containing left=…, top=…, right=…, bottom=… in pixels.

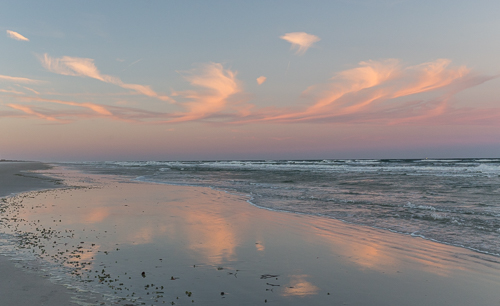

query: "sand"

left=0, top=256, right=81, bottom=305
left=0, top=161, right=63, bottom=197
left=0, top=162, right=95, bottom=305
left=1, top=162, right=500, bottom=305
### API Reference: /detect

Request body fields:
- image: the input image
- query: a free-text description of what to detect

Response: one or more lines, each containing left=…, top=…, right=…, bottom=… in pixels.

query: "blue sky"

left=1, top=1, right=500, bottom=161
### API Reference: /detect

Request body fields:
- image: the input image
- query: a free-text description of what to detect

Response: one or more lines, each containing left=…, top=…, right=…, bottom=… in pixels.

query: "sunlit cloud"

left=42, top=62, right=250, bottom=124
left=3, top=96, right=118, bottom=123
left=280, top=32, right=320, bottom=55
left=250, top=59, right=496, bottom=125
left=22, top=86, right=40, bottom=95
left=23, top=97, right=113, bottom=116
left=49, top=99, right=113, bottom=116
left=7, top=104, right=59, bottom=122
left=4, top=56, right=497, bottom=126
left=5, top=94, right=174, bottom=123
left=0, top=74, right=41, bottom=83
left=6, top=30, right=29, bottom=41
left=39, top=53, right=171, bottom=101
left=169, top=62, right=249, bottom=122
left=0, top=89, right=25, bottom=95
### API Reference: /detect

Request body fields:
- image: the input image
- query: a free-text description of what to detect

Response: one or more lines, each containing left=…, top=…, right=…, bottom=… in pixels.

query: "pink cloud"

left=23, top=97, right=112, bottom=116
left=169, top=63, right=249, bottom=122
left=0, top=75, right=41, bottom=83
left=280, top=32, right=320, bottom=55
left=22, top=86, right=40, bottom=95
left=5, top=61, right=251, bottom=123
left=250, top=59, right=495, bottom=125
left=7, top=104, right=59, bottom=122
left=0, top=89, right=24, bottom=95
left=6, top=30, right=29, bottom=41
left=256, top=76, right=267, bottom=85
left=5, top=56, right=497, bottom=127
left=6, top=95, right=175, bottom=123
left=0, top=85, right=41, bottom=96
left=39, top=54, right=171, bottom=101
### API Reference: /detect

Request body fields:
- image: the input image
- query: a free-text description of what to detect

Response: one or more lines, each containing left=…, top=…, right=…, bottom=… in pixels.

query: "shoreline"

left=138, top=174, right=500, bottom=261
left=1, top=163, right=500, bottom=305
left=0, top=162, right=106, bottom=305
left=0, top=161, right=64, bottom=198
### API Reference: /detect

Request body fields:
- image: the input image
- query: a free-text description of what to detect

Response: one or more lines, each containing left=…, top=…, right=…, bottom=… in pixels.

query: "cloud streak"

left=280, top=32, right=320, bottom=55
left=0, top=89, right=25, bottom=95
left=249, top=59, right=495, bottom=125
left=6, top=30, right=29, bottom=41
left=3, top=63, right=249, bottom=124
left=7, top=104, right=59, bottom=122
left=0, top=75, right=41, bottom=83
left=5, top=99, right=165, bottom=123
left=4, top=57, right=498, bottom=127
left=32, top=97, right=113, bottom=116
left=39, top=54, right=171, bottom=101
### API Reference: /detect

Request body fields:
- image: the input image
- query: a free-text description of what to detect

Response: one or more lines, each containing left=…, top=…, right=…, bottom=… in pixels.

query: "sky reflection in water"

left=2, top=169, right=500, bottom=305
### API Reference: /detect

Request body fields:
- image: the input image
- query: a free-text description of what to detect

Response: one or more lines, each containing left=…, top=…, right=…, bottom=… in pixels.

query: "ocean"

left=1, top=160, right=500, bottom=305
left=72, top=158, right=500, bottom=257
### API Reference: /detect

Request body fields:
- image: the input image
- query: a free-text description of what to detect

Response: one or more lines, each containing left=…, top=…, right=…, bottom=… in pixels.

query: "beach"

left=1, top=162, right=500, bottom=305
left=0, top=161, right=103, bottom=305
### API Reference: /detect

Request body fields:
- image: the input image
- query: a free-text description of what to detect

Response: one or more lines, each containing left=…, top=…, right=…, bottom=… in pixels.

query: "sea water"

left=71, top=159, right=500, bottom=257
left=1, top=160, right=500, bottom=305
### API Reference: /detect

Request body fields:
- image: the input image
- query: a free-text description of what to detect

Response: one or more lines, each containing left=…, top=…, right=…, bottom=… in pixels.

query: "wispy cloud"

left=7, top=104, right=59, bottom=122
left=39, top=54, right=171, bottom=101
left=6, top=56, right=497, bottom=127
left=6, top=30, right=29, bottom=41
left=5, top=96, right=118, bottom=123
left=0, top=74, right=41, bottom=83
left=0, top=89, right=25, bottom=95
left=244, top=59, right=497, bottom=125
left=33, top=97, right=113, bottom=116
left=22, top=86, right=40, bottom=95
left=169, top=63, right=249, bottom=122
left=280, top=32, right=320, bottom=55
left=121, top=58, right=143, bottom=72
left=5, top=63, right=248, bottom=124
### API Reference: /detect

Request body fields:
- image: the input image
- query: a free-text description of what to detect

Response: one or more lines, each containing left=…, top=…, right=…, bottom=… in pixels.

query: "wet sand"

left=0, top=162, right=100, bottom=306
left=2, top=164, right=500, bottom=305
left=0, top=161, right=63, bottom=197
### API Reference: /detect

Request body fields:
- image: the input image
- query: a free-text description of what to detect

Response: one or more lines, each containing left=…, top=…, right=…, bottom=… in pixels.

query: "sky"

left=1, top=0, right=500, bottom=161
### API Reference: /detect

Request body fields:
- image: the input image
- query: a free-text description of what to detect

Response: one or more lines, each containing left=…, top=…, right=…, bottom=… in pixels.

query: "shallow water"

left=70, top=159, right=500, bottom=256
left=1, top=167, right=500, bottom=305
